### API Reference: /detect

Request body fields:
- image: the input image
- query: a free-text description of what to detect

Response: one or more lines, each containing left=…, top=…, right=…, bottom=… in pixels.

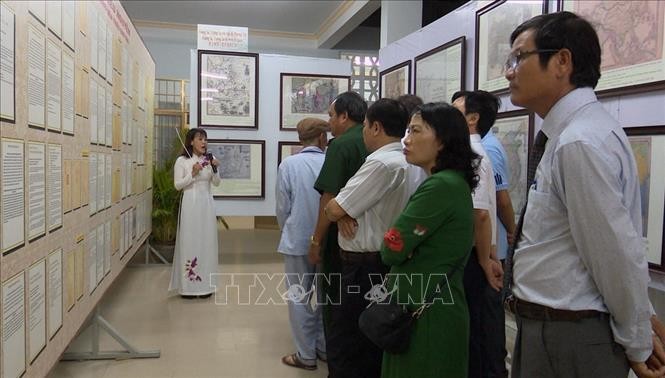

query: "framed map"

left=380, top=60, right=411, bottom=99
left=198, top=50, right=258, bottom=129
left=280, top=73, right=349, bottom=131
left=475, top=0, right=547, bottom=94
left=414, top=37, right=465, bottom=103
left=492, top=110, right=534, bottom=218
left=559, top=0, right=665, bottom=97
left=277, top=141, right=303, bottom=167
left=207, top=139, right=265, bottom=198
left=624, top=126, right=665, bottom=270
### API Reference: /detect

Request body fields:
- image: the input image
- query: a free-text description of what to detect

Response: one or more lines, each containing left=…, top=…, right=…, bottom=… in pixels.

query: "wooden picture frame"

left=475, top=0, right=547, bottom=94
left=280, top=73, right=349, bottom=131
left=414, top=37, right=465, bottom=103
left=558, top=0, right=665, bottom=98
left=198, top=50, right=259, bottom=129
left=624, top=126, right=665, bottom=271
left=379, top=60, right=411, bottom=99
left=277, top=141, right=303, bottom=167
left=492, top=110, right=535, bottom=216
left=207, top=139, right=265, bottom=198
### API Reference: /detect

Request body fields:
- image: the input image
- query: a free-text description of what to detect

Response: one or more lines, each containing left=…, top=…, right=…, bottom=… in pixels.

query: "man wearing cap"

left=277, top=118, right=329, bottom=370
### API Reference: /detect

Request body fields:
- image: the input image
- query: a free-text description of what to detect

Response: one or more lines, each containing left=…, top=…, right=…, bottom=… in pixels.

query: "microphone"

left=207, top=153, right=217, bottom=173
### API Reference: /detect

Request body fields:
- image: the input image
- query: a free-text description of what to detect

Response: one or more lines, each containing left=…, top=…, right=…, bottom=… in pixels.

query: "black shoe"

left=198, top=293, right=213, bottom=299
left=181, top=295, right=197, bottom=299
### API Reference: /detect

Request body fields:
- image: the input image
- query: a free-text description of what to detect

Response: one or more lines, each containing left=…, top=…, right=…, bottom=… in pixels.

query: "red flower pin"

left=384, top=228, right=404, bottom=252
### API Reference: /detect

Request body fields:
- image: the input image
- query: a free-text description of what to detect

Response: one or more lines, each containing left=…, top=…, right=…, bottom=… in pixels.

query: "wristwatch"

left=310, top=236, right=320, bottom=247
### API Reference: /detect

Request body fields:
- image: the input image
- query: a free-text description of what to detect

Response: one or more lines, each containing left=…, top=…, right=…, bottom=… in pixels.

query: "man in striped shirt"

left=324, top=98, right=411, bottom=378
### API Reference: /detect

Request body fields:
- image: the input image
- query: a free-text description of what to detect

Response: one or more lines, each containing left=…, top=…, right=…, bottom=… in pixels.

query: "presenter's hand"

left=192, top=162, right=203, bottom=176
left=338, top=216, right=358, bottom=240
left=211, top=158, right=220, bottom=168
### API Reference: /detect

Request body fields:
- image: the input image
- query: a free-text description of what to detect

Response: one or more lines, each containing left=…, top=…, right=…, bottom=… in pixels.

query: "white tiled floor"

left=48, top=229, right=517, bottom=378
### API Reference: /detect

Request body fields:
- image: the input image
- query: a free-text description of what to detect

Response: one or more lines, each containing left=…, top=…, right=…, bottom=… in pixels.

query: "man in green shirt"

left=308, top=91, right=368, bottom=377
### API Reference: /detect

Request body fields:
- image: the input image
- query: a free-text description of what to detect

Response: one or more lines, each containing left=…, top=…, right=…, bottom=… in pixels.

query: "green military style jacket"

left=314, top=123, right=368, bottom=301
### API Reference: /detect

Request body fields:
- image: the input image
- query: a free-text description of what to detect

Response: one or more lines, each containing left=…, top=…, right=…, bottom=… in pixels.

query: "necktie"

left=503, top=130, right=549, bottom=294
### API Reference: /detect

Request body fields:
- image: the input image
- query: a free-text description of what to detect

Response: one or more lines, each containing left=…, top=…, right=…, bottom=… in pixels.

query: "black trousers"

left=464, top=248, right=487, bottom=378
left=481, top=260, right=508, bottom=378
left=325, top=250, right=388, bottom=378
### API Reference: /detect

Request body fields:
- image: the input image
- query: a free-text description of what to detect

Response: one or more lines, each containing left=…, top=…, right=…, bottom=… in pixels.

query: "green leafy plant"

left=151, top=161, right=181, bottom=244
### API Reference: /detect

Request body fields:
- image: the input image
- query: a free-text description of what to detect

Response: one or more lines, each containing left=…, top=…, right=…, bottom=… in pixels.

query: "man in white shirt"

left=505, top=12, right=665, bottom=378
left=324, top=98, right=410, bottom=378
left=453, top=92, right=502, bottom=378
left=276, top=118, right=329, bottom=370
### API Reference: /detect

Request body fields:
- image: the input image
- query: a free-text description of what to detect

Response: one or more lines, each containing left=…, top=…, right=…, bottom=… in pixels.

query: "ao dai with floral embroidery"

left=169, top=154, right=221, bottom=295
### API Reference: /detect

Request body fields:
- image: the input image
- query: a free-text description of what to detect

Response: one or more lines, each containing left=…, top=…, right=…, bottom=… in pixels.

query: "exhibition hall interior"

left=0, top=0, right=664, bottom=377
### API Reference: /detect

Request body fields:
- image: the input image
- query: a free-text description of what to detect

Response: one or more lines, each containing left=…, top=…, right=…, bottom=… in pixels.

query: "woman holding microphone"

left=169, top=128, right=221, bottom=298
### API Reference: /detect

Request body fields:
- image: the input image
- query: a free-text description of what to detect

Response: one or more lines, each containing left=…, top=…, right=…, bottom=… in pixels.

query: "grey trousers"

left=283, top=254, right=326, bottom=364
left=511, top=313, right=629, bottom=377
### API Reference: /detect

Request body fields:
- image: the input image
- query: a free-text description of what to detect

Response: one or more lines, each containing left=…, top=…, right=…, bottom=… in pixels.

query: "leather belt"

left=339, top=249, right=382, bottom=265
left=507, top=296, right=605, bottom=322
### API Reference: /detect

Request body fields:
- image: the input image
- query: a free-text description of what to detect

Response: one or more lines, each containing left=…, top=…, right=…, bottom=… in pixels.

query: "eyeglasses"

left=503, top=49, right=559, bottom=72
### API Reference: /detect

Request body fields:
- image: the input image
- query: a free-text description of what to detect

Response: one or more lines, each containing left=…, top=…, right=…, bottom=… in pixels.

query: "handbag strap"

left=412, top=251, right=469, bottom=318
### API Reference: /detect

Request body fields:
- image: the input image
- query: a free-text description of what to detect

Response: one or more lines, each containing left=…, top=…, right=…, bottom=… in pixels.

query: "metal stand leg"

left=144, top=240, right=169, bottom=264
left=61, top=307, right=161, bottom=361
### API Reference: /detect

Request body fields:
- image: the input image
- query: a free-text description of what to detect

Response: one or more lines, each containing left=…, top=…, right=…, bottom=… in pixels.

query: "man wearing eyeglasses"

left=504, top=11, right=665, bottom=378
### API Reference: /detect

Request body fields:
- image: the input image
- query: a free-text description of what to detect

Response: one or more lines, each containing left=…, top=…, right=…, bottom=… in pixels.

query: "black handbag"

left=358, top=255, right=467, bottom=354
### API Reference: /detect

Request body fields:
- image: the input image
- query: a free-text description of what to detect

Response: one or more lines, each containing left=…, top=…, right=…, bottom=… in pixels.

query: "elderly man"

left=277, top=118, right=329, bottom=370
left=308, top=91, right=368, bottom=377
left=504, top=11, right=665, bottom=378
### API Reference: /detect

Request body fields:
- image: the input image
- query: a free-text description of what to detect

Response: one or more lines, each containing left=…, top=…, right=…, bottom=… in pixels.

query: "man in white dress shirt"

left=505, top=11, right=665, bottom=378
left=452, top=91, right=502, bottom=378
left=323, top=98, right=411, bottom=378
left=276, top=118, right=329, bottom=370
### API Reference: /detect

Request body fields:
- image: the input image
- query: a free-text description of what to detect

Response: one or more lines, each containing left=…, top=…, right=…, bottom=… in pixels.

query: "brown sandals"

left=281, top=353, right=317, bottom=371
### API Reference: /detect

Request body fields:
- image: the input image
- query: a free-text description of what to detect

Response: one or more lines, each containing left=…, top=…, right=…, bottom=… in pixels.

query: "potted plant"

left=149, top=127, right=187, bottom=261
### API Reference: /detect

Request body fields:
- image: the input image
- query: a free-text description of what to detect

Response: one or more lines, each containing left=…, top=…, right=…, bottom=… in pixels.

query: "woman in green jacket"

left=380, top=102, right=479, bottom=377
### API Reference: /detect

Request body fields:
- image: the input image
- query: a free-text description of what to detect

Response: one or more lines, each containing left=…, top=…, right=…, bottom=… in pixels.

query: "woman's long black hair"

left=181, top=128, right=207, bottom=157
left=415, top=102, right=480, bottom=191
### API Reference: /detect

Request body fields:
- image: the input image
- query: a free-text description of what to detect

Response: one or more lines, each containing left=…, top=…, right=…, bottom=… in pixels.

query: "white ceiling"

left=120, top=0, right=345, bottom=34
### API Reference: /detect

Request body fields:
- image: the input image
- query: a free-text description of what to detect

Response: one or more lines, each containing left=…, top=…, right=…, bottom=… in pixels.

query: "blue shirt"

left=481, top=131, right=510, bottom=259
left=276, top=146, right=325, bottom=255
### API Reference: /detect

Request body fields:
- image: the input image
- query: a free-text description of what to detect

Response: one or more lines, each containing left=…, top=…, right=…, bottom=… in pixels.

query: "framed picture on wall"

left=492, top=110, right=534, bottom=217
left=277, top=141, right=303, bottom=167
left=197, top=50, right=259, bottom=129
left=558, top=0, right=665, bottom=97
left=207, top=139, right=265, bottom=198
left=414, top=36, right=465, bottom=103
left=624, top=126, right=665, bottom=270
left=475, top=0, right=547, bottom=94
left=280, top=73, right=349, bottom=131
left=380, top=60, right=411, bottom=99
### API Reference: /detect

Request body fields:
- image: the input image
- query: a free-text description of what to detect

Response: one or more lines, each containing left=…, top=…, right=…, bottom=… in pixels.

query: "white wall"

left=138, top=25, right=371, bottom=79
left=379, top=1, right=665, bottom=131
left=189, top=51, right=350, bottom=216
left=379, top=1, right=665, bottom=288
